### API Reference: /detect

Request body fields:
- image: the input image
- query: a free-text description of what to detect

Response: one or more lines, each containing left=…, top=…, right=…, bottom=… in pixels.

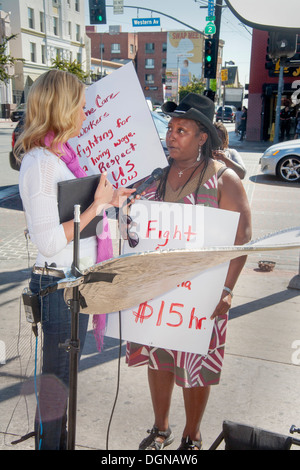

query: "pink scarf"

left=45, top=134, right=113, bottom=351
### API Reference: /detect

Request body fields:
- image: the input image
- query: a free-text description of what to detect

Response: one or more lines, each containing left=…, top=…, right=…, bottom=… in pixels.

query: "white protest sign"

left=106, top=200, right=239, bottom=355
left=69, top=62, right=168, bottom=187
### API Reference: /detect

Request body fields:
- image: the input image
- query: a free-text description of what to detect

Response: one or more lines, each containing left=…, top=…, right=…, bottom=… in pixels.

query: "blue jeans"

left=29, top=273, right=89, bottom=450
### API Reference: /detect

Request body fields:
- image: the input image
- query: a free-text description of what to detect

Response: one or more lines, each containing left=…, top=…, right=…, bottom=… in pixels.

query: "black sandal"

left=177, top=435, right=203, bottom=450
left=139, top=426, right=174, bottom=450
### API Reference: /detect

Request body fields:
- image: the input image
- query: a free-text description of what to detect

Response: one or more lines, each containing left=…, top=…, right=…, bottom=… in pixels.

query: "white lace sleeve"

left=20, top=149, right=69, bottom=258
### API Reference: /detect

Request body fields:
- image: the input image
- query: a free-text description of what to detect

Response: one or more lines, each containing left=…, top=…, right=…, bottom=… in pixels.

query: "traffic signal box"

left=89, top=0, right=107, bottom=25
left=204, top=38, right=217, bottom=79
left=265, top=31, right=299, bottom=76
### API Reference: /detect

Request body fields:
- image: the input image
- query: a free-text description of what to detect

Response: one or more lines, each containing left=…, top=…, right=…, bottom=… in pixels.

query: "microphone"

left=126, top=167, right=164, bottom=203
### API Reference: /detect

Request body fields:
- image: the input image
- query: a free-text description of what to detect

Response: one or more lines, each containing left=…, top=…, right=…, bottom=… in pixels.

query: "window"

left=30, top=43, right=36, bottom=62
left=41, top=45, right=46, bottom=64
left=28, top=7, right=35, bottom=29
left=76, top=24, right=80, bottom=42
left=39, top=12, right=44, bottom=33
left=145, top=43, right=155, bottom=53
left=53, top=17, right=59, bottom=36
left=162, top=42, right=167, bottom=52
left=75, top=0, right=80, bottom=12
left=145, top=58, right=155, bottom=69
left=68, top=21, right=72, bottom=38
left=111, top=43, right=121, bottom=54
left=145, top=74, right=154, bottom=84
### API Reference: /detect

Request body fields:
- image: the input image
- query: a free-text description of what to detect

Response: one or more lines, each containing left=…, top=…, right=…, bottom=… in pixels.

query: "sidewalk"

left=0, top=132, right=300, bottom=451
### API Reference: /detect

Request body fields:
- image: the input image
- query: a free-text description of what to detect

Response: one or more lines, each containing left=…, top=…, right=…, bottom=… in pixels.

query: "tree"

left=0, top=34, right=23, bottom=82
left=51, top=56, right=89, bottom=82
left=178, top=76, right=206, bottom=101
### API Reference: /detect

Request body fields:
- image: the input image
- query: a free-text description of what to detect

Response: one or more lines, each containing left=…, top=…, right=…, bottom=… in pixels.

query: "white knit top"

left=19, top=147, right=97, bottom=270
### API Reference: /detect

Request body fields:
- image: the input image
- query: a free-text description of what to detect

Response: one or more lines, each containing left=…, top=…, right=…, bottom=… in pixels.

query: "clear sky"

left=85, top=0, right=253, bottom=85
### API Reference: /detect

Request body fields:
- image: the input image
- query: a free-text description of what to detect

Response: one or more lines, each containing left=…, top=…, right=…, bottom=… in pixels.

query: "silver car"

left=260, top=139, right=300, bottom=182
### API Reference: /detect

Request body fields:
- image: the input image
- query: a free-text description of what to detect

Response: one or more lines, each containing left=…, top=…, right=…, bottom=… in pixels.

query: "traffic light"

left=204, top=89, right=215, bottom=102
left=89, top=0, right=107, bottom=25
left=204, top=38, right=217, bottom=79
left=268, top=31, right=297, bottom=60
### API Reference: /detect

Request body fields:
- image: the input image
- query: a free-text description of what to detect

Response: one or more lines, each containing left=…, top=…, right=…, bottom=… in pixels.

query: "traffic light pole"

left=273, top=62, right=284, bottom=144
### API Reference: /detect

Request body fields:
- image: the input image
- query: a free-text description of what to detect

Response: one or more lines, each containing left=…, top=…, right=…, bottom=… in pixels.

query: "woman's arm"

left=210, top=169, right=252, bottom=319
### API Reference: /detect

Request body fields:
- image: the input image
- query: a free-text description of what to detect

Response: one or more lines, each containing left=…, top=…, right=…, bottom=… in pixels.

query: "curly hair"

left=14, top=69, right=85, bottom=161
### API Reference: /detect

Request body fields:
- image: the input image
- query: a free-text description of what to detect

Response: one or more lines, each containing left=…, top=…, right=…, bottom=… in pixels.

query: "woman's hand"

left=210, top=290, right=232, bottom=319
left=93, top=172, right=136, bottom=213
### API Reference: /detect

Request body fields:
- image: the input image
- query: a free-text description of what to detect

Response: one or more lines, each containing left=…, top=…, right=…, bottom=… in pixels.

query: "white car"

left=260, top=139, right=300, bottom=182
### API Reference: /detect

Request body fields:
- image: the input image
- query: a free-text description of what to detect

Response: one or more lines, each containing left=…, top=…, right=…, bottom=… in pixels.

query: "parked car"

left=9, top=112, right=169, bottom=171
left=260, top=139, right=300, bottom=182
left=215, top=105, right=236, bottom=122
left=10, top=103, right=26, bottom=122
left=151, top=111, right=169, bottom=157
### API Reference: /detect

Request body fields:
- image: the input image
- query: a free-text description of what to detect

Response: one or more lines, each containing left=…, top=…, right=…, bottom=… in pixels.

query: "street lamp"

left=222, top=60, right=235, bottom=122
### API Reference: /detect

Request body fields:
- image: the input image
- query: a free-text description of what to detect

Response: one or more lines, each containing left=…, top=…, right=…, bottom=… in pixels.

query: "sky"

left=84, top=0, right=253, bottom=85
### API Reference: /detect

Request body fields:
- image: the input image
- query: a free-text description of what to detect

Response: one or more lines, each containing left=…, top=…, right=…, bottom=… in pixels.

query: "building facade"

left=86, top=27, right=223, bottom=106
left=1, top=0, right=88, bottom=106
left=247, top=29, right=300, bottom=141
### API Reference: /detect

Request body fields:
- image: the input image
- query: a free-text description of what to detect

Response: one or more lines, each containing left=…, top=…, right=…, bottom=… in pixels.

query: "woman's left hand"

left=210, top=290, right=232, bottom=319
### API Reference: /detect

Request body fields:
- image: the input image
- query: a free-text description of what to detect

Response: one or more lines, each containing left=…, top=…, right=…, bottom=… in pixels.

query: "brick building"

left=86, top=27, right=222, bottom=106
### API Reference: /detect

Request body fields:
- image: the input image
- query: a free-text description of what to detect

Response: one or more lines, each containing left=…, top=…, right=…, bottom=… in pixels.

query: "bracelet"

left=223, top=286, right=233, bottom=298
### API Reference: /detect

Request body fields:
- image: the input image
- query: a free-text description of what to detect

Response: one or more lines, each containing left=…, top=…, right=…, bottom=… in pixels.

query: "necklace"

left=174, top=160, right=199, bottom=177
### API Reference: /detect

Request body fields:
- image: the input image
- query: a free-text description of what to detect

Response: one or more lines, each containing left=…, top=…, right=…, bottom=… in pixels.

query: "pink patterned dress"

left=126, top=159, right=227, bottom=387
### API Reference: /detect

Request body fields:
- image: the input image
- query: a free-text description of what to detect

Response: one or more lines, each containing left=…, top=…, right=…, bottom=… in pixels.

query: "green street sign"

left=204, top=22, right=216, bottom=35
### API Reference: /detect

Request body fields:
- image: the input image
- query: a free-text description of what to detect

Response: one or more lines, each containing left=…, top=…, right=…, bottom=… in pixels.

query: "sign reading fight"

left=69, top=62, right=168, bottom=188
left=106, top=200, right=239, bottom=355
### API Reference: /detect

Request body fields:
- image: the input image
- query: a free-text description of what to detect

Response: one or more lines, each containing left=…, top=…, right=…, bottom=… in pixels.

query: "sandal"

left=177, top=435, right=203, bottom=450
left=139, top=426, right=174, bottom=450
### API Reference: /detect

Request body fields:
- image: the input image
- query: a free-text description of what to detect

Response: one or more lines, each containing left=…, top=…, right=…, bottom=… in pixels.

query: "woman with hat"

left=126, top=93, right=252, bottom=450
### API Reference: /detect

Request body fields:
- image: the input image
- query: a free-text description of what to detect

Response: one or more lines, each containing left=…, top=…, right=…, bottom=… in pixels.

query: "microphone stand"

left=66, top=205, right=81, bottom=450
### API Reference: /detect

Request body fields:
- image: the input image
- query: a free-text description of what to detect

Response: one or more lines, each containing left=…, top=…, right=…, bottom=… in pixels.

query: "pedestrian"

left=213, top=121, right=246, bottom=179
left=239, top=106, right=247, bottom=141
left=125, top=93, right=252, bottom=450
left=235, top=107, right=243, bottom=135
left=280, top=102, right=292, bottom=141
left=14, top=69, right=135, bottom=450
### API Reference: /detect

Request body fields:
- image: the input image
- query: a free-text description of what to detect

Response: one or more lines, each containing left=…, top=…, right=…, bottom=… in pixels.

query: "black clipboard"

left=57, top=174, right=103, bottom=239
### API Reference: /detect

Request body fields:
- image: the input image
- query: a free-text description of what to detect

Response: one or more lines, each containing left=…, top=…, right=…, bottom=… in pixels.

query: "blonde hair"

left=14, top=69, right=85, bottom=160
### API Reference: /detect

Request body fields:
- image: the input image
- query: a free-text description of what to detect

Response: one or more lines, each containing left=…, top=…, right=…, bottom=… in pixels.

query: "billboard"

left=165, top=31, right=204, bottom=101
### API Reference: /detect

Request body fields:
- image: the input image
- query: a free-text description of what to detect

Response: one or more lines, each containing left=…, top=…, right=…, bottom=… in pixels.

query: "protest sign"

left=69, top=62, right=168, bottom=188
left=105, top=200, right=239, bottom=355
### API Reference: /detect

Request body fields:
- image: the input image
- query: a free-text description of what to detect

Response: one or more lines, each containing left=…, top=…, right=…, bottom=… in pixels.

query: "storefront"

left=247, top=29, right=300, bottom=142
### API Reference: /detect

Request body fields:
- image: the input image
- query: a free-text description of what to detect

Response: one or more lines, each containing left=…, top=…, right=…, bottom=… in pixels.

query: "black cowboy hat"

left=161, top=93, right=221, bottom=149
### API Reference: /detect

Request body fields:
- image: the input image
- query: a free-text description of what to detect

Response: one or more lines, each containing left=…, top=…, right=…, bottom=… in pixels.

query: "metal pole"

left=67, top=205, right=81, bottom=450
left=273, top=62, right=284, bottom=144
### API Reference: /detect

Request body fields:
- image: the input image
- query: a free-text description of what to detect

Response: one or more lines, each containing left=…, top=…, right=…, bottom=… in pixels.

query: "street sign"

left=221, top=68, right=228, bottom=81
left=204, top=22, right=216, bottom=35
left=113, top=0, right=123, bottom=14
left=132, top=18, right=161, bottom=27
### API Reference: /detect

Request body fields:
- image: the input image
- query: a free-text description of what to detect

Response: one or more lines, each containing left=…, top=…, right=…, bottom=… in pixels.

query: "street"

left=0, top=122, right=300, bottom=450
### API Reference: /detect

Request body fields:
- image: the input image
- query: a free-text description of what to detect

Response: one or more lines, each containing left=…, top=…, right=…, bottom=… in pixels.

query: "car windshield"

left=152, top=113, right=168, bottom=140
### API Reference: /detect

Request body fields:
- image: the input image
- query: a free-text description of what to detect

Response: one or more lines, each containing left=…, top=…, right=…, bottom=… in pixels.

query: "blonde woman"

left=15, top=70, right=134, bottom=450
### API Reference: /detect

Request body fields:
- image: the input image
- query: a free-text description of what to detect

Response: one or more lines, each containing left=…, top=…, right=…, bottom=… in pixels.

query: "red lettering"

left=146, top=220, right=157, bottom=238
left=166, top=303, right=183, bottom=328
left=133, top=302, right=153, bottom=323
left=188, top=308, right=206, bottom=330
left=184, top=225, right=196, bottom=242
